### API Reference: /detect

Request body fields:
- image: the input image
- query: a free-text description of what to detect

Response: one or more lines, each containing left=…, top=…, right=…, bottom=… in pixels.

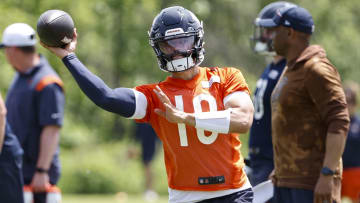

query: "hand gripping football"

left=37, top=10, right=74, bottom=47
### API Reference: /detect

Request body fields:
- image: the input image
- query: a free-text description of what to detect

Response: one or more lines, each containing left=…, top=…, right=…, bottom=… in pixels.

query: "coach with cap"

left=258, top=6, right=350, bottom=203
left=1, top=23, right=65, bottom=203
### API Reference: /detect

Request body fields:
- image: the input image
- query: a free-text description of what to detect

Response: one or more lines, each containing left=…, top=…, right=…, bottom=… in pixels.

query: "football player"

left=248, top=0, right=296, bottom=193
left=342, top=85, right=360, bottom=203
left=42, top=6, right=254, bottom=203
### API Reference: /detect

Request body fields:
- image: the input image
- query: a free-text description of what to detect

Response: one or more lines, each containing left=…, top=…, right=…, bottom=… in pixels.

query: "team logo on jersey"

left=51, top=112, right=62, bottom=119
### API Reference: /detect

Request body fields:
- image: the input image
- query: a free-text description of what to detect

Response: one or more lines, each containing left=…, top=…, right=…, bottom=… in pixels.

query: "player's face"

left=272, top=26, right=289, bottom=56
left=158, top=36, right=195, bottom=59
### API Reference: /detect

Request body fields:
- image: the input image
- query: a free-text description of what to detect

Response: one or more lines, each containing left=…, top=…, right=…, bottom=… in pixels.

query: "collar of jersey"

left=163, top=67, right=204, bottom=89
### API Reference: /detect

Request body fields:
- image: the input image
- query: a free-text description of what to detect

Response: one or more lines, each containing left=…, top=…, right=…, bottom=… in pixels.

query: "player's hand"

left=153, top=85, right=187, bottom=123
left=30, top=172, right=51, bottom=193
left=314, top=175, right=333, bottom=203
left=40, top=28, right=78, bottom=59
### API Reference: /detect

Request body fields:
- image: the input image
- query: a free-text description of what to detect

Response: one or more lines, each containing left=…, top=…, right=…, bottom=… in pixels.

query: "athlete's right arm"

left=41, top=29, right=147, bottom=119
left=62, top=54, right=147, bottom=118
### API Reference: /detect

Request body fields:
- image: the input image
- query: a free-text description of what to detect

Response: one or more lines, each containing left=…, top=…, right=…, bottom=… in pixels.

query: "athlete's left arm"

left=223, top=91, right=254, bottom=133
left=154, top=86, right=254, bottom=134
left=32, top=125, right=60, bottom=192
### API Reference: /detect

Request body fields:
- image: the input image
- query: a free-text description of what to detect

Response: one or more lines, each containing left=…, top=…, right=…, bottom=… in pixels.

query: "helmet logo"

left=61, top=36, right=72, bottom=44
left=165, top=28, right=184, bottom=36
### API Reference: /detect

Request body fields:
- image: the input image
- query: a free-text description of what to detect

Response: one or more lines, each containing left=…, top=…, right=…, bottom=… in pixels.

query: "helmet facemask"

left=251, top=19, right=276, bottom=56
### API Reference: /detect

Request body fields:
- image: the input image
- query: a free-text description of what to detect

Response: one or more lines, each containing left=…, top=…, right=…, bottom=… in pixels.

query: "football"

left=37, top=10, right=74, bottom=47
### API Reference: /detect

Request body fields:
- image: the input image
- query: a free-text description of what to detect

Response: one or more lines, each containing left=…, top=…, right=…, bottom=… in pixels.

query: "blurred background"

left=1, top=0, right=359, bottom=202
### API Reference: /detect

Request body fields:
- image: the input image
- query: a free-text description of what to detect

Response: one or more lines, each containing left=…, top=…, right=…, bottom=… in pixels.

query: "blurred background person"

left=342, top=83, right=360, bottom=203
left=259, top=6, right=349, bottom=203
left=1, top=23, right=65, bottom=203
left=248, top=0, right=296, bottom=193
left=134, top=122, right=160, bottom=202
left=0, top=93, right=24, bottom=203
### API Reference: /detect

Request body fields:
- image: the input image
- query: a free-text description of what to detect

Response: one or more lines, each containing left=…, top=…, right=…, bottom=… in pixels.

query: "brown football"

left=37, top=10, right=74, bottom=47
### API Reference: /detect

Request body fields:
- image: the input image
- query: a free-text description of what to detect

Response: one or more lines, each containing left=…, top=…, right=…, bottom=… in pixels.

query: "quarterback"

left=42, top=6, right=254, bottom=203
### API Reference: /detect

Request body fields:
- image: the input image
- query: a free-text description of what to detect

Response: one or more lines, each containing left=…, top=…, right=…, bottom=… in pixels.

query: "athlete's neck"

left=171, top=66, right=200, bottom=80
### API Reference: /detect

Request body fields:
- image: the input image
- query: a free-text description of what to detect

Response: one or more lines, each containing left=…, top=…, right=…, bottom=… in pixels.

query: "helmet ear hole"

left=149, top=6, right=205, bottom=72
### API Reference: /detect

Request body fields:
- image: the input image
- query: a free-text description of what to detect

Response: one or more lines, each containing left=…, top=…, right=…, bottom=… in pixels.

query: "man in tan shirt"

left=258, top=6, right=350, bottom=203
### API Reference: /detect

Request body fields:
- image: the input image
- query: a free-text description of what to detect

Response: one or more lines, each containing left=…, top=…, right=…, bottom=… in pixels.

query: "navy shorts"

left=198, top=188, right=253, bottom=203
left=0, top=154, right=24, bottom=203
left=135, top=123, right=158, bottom=165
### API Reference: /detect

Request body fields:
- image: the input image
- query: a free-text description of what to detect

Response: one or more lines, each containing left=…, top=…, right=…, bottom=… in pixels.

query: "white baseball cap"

left=0, top=23, right=37, bottom=48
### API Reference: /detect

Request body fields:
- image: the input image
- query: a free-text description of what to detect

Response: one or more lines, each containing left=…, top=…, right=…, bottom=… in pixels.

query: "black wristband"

left=36, top=167, right=49, bottom=173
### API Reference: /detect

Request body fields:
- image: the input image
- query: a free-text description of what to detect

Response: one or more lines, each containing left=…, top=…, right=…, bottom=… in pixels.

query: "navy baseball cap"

left=258, top=6, right=315, bottom=34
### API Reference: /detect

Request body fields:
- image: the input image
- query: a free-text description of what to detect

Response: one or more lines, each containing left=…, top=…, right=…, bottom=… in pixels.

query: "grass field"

left=62, top=194, right=354, bottom=203
left=63, top=194, right=169, bottom=203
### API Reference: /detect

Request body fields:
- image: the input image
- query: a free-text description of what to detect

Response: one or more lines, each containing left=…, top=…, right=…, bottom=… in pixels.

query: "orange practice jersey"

left=135, top=67, right=250, bottom=191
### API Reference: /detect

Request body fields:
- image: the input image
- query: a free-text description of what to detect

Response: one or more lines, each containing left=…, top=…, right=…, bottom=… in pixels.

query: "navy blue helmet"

left=251, top=1, right=297, bottom=55
left=149, top=6, right=205, bottom=72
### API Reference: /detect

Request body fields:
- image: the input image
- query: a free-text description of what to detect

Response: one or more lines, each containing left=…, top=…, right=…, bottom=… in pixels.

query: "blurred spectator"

left=1, top=23, right=65, bottom=203
left=134, top=122, right=160, bottom=202
left=0, top=93, right=24, bottom=203
left=342, top=84, right=360, bottom=203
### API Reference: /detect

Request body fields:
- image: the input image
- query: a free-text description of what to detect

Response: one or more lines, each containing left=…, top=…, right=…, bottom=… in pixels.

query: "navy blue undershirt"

left=62, top=54, right=136, bottom=117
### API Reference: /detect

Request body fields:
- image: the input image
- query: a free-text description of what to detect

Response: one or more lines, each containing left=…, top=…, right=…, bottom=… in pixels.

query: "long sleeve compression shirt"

left=62, top=54, right=136, bottom=117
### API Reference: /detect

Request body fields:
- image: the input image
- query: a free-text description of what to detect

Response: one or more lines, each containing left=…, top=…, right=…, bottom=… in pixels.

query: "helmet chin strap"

left=166, top=56, right=195, bottom=72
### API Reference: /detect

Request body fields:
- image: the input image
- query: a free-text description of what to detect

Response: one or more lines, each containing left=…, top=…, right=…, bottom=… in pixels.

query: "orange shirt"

left=135, top=67, right=250, bottom=191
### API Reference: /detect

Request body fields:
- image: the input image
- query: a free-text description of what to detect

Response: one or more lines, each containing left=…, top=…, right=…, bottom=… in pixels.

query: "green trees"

left=1, top=0, right=359, bottom=193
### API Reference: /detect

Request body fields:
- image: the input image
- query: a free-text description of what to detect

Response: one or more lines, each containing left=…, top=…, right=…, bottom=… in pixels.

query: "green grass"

left=63, top=194, right=169, bottom=203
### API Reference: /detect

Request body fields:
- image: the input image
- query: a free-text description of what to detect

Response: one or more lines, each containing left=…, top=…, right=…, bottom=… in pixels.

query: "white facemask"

left=166, top=56, right=195, bottom=72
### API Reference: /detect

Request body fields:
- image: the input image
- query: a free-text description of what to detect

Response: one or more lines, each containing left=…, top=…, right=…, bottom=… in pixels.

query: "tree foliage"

left=0, top=0, right=358, bottom=140
left=1, top=0, right=359, bottom=194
